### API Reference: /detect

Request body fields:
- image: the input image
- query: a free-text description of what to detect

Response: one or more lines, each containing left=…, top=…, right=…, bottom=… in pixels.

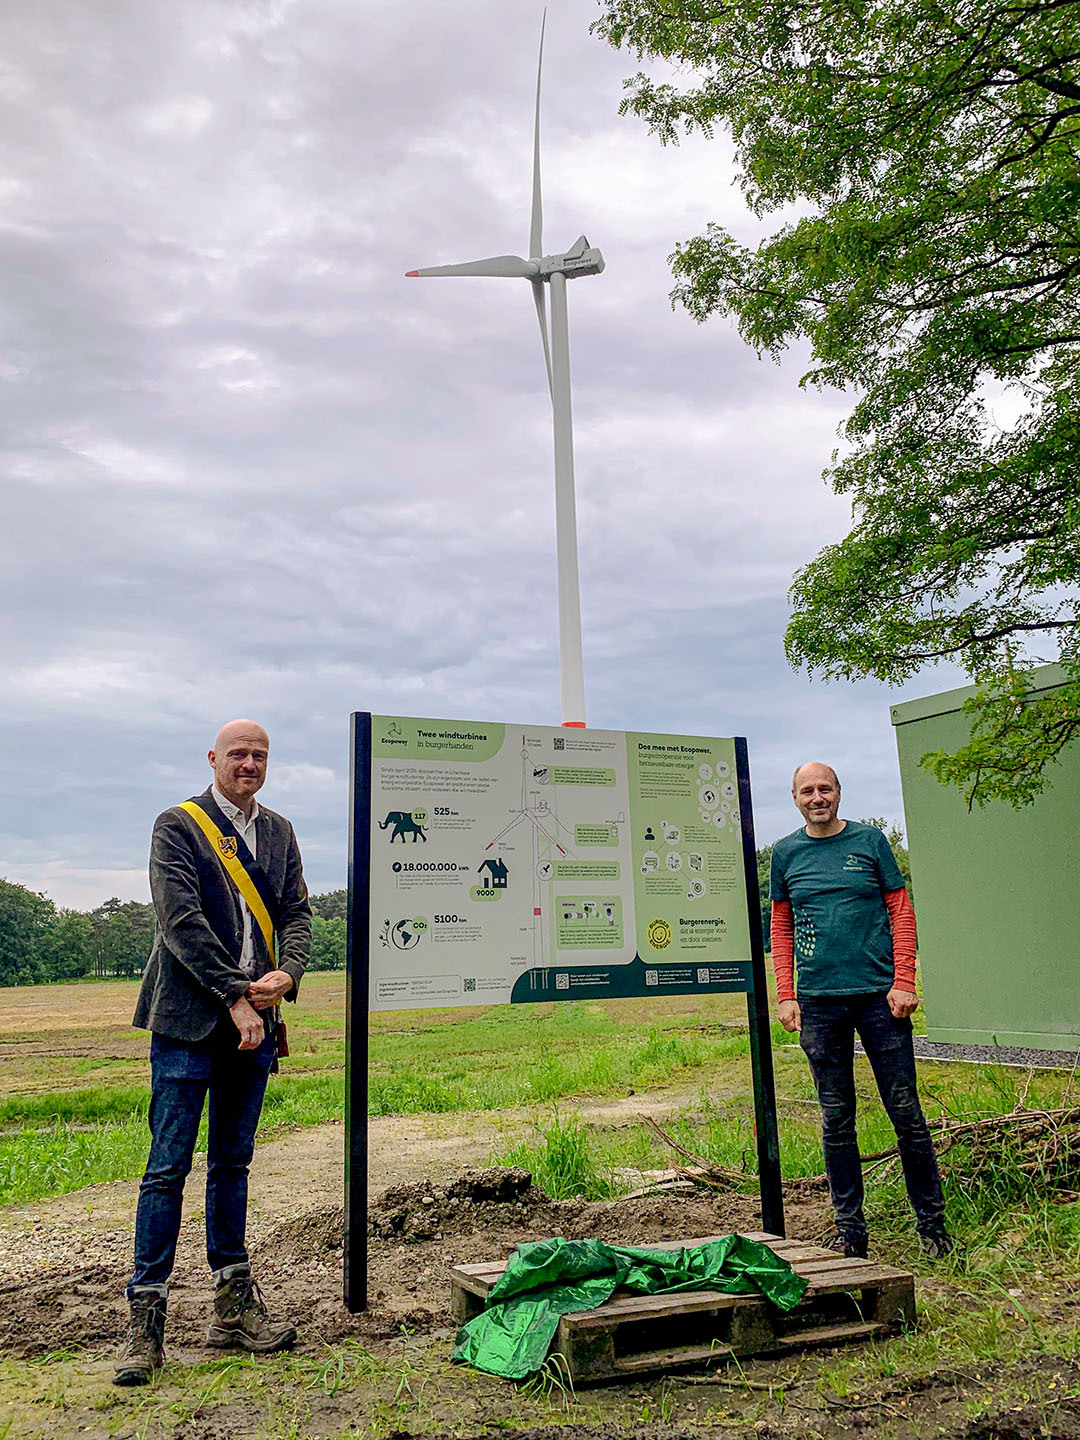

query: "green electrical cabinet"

left=891, top=665, right=1080, bottom=1051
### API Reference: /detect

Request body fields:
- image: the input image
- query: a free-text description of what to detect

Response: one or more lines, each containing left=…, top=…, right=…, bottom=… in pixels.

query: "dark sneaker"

left=113, top=1291, right=166, bottom=1386
left=206, top=1270, right=297, bottom=1353
left=825, top=1231, right=869, bottom=1260
left=920, top=1230, right=955, bottom=1260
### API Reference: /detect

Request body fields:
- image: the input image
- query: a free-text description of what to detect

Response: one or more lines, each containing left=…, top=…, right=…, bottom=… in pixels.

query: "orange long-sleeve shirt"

left=771, top=888, right=917, bottom=1003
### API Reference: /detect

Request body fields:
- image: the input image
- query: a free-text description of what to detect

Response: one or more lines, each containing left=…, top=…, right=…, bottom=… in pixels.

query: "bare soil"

left=0, top=1102, right=832, bottom=1359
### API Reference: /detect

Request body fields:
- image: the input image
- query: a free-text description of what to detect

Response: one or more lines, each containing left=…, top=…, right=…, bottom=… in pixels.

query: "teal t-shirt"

left=769, top=820, right=905, bottom=996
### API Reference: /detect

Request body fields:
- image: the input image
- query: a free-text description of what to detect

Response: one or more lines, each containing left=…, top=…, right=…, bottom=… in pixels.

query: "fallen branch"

left=638, top=1114, right=748, bottom=1189
left=614, top=1176, right=698, bottom=1203
left=639, top=1104, right=1080, bottom=1196
left=679, top=1373, right=788, bottom=1392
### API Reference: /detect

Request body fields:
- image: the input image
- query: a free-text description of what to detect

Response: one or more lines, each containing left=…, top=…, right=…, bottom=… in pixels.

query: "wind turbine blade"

left=406, top=256, right=537, bottom=279
left=532, top=279, right=553, bottom=401
left=530, top=9, right=546, bottom=259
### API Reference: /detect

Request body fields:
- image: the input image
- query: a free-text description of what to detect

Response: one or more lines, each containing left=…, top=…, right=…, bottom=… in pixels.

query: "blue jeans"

left=128, top=1026, right=276, bottom=1296
left=799, top=993, right=946, bottom=1241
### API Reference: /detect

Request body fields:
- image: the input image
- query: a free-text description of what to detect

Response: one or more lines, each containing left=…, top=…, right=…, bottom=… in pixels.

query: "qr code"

left=697, top=968, right=710, bottom=985
left=553, top=736, right=565, bottom=751
left=645, top=969, right=659, bottom=987
left=555, top=972, right=570, bottom=991
left=463, top=977, right=476, bottom=993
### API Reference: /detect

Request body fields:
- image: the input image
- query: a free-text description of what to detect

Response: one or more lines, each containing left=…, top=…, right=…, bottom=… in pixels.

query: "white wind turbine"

left=406, top=14, right=603, bottom=728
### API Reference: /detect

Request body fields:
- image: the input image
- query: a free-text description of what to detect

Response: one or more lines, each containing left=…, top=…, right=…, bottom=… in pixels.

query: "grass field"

left=0, top=971, right=1075, bottom=1226
left=0, top=974, right=772, bottom=1205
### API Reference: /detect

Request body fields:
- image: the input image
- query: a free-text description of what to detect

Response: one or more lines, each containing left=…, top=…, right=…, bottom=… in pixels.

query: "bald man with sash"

left=115, top=720, right=312, bottom=1386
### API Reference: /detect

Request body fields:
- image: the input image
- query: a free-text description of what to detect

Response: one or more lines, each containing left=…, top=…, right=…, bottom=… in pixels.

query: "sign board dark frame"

left=345, top=712, right=782, bottom=1311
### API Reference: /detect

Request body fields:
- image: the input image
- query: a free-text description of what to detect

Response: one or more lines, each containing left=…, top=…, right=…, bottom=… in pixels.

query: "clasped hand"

left=246, top=969, right=295, bottom=1010
left=228, top=971, right=294, bottom=1052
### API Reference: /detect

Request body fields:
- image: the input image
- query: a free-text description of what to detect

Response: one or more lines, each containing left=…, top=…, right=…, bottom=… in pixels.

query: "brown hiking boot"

left=206, top=1270, right=296, bottom=1353
left=113, top=1291, right=166, bottom=1386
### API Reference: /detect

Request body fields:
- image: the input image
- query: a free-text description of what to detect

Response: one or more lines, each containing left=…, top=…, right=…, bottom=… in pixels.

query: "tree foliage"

left=756, top=844, right=773, bottom=947
left=0, top=880, right=346, bottom=986
left=596, top=0, right=1080, bottom=805
left=309, top=914, right=347, bottom=970
left=310, top=889, right=347, bottom=922
left=0, top=879, right=54, bottom=986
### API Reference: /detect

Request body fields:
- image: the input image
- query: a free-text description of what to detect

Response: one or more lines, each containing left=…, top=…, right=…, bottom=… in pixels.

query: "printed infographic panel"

left=366, top=715, right=755, bottom=1011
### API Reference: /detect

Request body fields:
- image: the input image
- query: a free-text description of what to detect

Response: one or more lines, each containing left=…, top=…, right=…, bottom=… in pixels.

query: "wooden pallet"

left=450, top=1231, right=915, bottom=1384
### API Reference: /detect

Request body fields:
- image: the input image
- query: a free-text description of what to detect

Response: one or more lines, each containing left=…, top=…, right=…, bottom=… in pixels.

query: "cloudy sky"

left=0, top=0, right=964, bottom=909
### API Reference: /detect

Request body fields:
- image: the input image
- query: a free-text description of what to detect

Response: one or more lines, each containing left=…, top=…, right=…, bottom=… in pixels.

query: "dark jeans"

left=799, top=992, right=946, bottom=1241
left=128, top=1025, right=276, bottom=1297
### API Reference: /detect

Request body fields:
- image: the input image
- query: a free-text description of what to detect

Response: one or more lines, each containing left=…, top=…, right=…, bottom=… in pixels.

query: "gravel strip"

left=855, top=1036, right=1080, bottom=1070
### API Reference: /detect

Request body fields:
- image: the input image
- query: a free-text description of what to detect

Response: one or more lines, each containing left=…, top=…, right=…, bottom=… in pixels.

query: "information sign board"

left=345, top=713, right=782, bottom=1311
left=365, top=715, right=755, bottom=1008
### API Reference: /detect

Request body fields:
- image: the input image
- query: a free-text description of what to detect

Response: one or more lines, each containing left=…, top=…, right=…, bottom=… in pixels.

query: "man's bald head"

left=208, top=720, right=270, bottom=815
left=792, top=762, right=840, bottom=793
left=214, top=718, right=269, bottom=755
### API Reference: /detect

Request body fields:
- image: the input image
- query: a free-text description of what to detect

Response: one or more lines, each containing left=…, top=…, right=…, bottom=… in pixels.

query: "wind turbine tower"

left=407, top=15, right=603, bottom=728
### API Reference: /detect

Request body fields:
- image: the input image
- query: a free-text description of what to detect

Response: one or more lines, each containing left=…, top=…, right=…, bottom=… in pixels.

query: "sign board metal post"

left=345, top=715, right=783, bottom=1311
left=735, top=738, right=784, bottom=1237
left=345, top=713, right=372, bottom=1312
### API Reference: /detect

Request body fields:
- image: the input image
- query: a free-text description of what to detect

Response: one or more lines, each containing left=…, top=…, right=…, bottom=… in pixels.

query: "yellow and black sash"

left=178, top=795, right=278, bottom=959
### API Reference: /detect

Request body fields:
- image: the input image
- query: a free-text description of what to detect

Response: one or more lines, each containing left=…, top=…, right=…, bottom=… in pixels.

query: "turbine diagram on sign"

left=481, top=734, right=577, bottom=970
left=406, top=12, right=603, bottom=728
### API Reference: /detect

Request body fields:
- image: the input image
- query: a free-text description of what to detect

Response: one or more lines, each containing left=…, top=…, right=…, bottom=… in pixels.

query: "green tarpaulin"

left=452, top=1234, right=808, bottom=1380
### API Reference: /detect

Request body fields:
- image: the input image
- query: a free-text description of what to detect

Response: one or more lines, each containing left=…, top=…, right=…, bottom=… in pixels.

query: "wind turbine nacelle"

left=540, top=237, right=605, bottom=279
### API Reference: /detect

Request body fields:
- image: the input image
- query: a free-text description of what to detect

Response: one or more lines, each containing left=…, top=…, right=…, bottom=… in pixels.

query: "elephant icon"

left=379, top=812, right=428, bottom=843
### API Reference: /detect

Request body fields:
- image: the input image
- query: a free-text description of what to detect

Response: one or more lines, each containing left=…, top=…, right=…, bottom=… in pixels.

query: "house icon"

left=477, top=858, right=510, bottom=888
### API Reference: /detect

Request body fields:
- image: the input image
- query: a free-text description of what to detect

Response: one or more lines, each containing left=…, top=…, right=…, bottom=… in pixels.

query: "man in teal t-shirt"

left=771, top=816, right=904, bottom=997
left=770, top=762, right=951, bottom=1260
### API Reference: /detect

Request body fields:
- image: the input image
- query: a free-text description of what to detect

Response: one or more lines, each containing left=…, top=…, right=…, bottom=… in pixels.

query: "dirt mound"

left=0, top=1164, right=833, bottom=1361
left=368, top=1165, right=538, bottom=1241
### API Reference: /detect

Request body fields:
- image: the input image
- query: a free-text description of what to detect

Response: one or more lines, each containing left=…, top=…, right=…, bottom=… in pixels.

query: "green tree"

left=40, top=910, right=94, bottom=981
left=309, top=889, right=347, bottom=922
left=98, top=912, right=139, bottom=978
left=118, top=900, right=155, bottom=972
left=308, top=914, right=346, bottom=971
left=88, top=897, right=123, bottom=978
left=596, top=0, right=1080, bottom=806
left=87, top=898, right=153, bottom=978
left=0, top=879, right=55, bottom=986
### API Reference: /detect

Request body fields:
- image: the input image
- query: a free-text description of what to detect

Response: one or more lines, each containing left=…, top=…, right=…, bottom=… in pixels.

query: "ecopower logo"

left=647, top=918, right=672, bottom=951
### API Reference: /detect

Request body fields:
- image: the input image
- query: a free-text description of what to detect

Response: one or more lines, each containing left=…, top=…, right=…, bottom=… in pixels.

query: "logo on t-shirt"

left=842, top=853, right=873, bottom=874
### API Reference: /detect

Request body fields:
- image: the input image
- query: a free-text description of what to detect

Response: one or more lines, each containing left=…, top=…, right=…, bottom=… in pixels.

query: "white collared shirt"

left=211, top=785, right=261, bottom=978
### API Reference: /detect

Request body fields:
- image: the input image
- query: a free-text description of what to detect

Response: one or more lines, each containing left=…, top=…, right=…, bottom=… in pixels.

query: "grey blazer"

left=133, top=789, right=311, bottom=1042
